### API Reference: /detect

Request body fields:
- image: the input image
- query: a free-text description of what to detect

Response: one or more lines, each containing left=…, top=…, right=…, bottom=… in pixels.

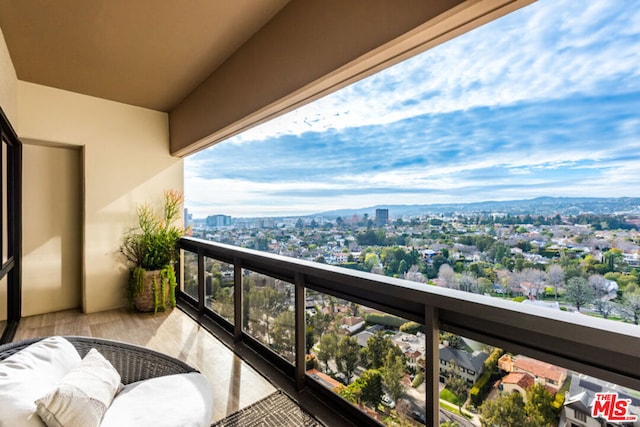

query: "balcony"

left=5, top=236, right=640, bottom=426
left=1, top=1, right=639, bottom=426
left=176, top=236, right=640, bottom=426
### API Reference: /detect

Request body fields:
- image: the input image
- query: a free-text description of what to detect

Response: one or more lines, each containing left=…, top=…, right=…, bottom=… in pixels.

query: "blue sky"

left=185, top=0, right=640, bottom=218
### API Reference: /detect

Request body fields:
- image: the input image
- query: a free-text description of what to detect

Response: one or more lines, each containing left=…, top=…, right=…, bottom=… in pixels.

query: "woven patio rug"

left=212, top=391, right=325, bottom=427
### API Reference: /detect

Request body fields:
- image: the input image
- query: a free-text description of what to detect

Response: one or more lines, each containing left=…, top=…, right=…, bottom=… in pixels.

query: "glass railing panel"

left=203, top=257, right=234, bottom=323
left=181, top=250, right=199, bottom=301
left=306, top=291, right=426, bottom=426
left=437, top=332, right=499, bottom=426
left=242, top=270, right=295, bottom=364
left=438, top=331, right=640, bottom=427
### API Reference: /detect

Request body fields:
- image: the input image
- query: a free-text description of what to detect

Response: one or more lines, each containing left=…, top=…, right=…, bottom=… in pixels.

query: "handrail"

left=179, top=236, right=640, bottom=424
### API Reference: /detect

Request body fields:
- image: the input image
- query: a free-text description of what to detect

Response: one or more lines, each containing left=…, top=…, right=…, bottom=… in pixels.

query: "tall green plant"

left=120, top=190, right=186, bottom=312
left=120, top=190, right=186, bottom=270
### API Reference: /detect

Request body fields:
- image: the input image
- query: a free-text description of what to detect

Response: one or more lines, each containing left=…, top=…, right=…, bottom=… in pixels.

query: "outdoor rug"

left=212, top=391, right=325, bottom=427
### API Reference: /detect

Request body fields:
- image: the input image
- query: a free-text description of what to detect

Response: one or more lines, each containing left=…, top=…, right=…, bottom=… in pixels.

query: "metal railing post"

left=425, top=305, right=440, bottom=426
left=233, top=258, right=243, bottom=342
left=197, top=249, right=205, bottom=314
left=295, top=272, right=306, bottom=390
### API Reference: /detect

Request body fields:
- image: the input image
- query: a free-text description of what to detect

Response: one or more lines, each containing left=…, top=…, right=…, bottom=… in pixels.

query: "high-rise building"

left=375, top=208, right=389, bottom=226
left=206, top=214, right=231, bottom=227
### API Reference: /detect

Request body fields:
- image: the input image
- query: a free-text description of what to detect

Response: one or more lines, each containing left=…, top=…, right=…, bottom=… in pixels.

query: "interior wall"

left=0, top=25, right=17, bottom=124
left=17, top=81, right=183, bottom=313
left=21, top=144, right=82, bottom=316
left=0, top=25, right=17, bottom=323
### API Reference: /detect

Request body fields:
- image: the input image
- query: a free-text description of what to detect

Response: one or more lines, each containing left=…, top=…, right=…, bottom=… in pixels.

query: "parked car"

left=411, top=410, right=426, bottom=425
left=381, top=395, right=395, bottom=408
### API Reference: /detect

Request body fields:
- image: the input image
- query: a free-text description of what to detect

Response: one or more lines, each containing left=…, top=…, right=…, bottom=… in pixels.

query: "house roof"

left=354, top=331, right=374, bottom=348
left=439, top=346, right=488, bottom=373
left=502, top=372, right=535, bottom=390
left=564, top=391, right=591, bottom=414
left=513, top=356, right=567, bottom=383
left=342, top=316, right=364, bottom=327
left=565, top=374, right=640, bottom=424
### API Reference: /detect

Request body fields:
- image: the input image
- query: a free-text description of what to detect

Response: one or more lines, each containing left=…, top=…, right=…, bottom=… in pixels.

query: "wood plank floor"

left=13, top=307, right=277, bottom=423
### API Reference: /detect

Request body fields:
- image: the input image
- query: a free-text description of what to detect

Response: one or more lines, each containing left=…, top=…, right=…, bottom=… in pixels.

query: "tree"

left=525, top=384, right=558, bottom=426
left=305, top=325, right=315, bottom=353
left=359, top=369, right=383, bottom=408
left=317, top=333, right=338, bottom=372
left=594, top=299, right=614, bottom=319
left=565, top=277, right=595, bottom=311
left=361, top=331, right=394, bottom=369
left=439, top=332, right=464, bottom=350
left=336, top=336, right=360, bottom=384
left=547, top=264, right=564, bottom=300
left=382, top=351, right=405, bottom=402
left=398, top=259, right=409, bottom=276
left=247, top=284, right=289, bottom=341
left=621, top=286, right=640, bottom=324
left=400, top=321, right=424, bottom=334
left=271, top=310, right=295, bottom=357
left=589, top=274, right=612, bottom=299
left=480, top=391, right=527, bottom=427
left=404, top=264, right=427, bottom=283
left=455, top=271, right=478, bottom=293
left=438, top=264, right=456, bottom=287
left=521, top=268, right=546, bottom=298
left=364, top=253, right=380, bottom=271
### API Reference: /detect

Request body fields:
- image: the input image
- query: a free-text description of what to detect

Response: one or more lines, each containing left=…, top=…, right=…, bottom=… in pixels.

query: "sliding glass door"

left=0, top=107, right=22, bottom=344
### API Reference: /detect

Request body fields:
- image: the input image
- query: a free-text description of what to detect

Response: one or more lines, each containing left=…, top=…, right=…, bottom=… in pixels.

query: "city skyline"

left=186, top=0, right=640, bottom=218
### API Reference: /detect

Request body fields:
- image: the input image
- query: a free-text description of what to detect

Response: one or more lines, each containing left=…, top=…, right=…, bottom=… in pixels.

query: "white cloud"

left=228, top=0, right=640, bottom=145
left=186, top=0, right=640, bottom=217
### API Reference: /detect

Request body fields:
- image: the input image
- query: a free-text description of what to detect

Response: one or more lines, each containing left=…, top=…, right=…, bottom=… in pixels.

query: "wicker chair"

left=0, top=336, right=197, bottom=384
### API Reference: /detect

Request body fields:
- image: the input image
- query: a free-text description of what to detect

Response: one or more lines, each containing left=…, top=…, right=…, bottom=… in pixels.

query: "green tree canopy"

left=565, top=276, right=595, bottom=311
left=317, top=333, right=338, bottom=372
left=336, top=336, right=360, bottom=384
left=361, top=331, right=395, bottom=369
left=382, top=351, right=405, bottom=402
left=525, top=384, right=558, bottom=426
left=480, top=391, right=527, bottom=427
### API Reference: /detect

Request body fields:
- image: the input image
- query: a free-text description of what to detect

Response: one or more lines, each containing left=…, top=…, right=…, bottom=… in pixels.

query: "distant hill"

left=314, top=197, right=640, bottom=219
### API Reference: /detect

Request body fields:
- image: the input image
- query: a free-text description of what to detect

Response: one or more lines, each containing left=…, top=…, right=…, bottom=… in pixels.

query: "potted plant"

left=120, top=190, right=187, bottom=312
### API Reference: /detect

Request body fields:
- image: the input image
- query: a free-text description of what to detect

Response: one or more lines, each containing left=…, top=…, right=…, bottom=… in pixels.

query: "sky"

left=185, top=0, right=640, bottom=219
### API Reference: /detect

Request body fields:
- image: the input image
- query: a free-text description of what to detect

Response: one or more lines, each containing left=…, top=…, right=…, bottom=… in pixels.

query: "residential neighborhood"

left=185, top=200, right=640, bottom=426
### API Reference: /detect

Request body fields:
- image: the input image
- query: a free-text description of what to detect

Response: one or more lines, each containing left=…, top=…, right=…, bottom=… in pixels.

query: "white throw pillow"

left=35, top=348, right=122, bottom=427
left=0, top=337, right=82, bottom=427
left=100, top=372, right=213, bottom=427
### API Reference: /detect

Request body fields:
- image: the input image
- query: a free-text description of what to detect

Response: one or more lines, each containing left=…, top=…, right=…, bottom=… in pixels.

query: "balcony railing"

left=178, top=236, right=640, bottom=426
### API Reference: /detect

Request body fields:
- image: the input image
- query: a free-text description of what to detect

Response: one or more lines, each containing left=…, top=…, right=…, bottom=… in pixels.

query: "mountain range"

left=314, top=197, right=640, bottom=219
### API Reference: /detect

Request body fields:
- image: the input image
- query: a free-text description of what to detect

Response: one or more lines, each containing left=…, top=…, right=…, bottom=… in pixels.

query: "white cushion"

left=100, top=372, right=213, bottom=427
left=0, top=337, right=82, bottom=427
left=35, top=348, right=122, bottom=427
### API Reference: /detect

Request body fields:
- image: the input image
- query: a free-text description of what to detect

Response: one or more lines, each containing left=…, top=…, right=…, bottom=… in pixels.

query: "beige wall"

left=18, top=82, right=183, bottom=313
left=0, top=26, right=16, bottom=323
left=0, top=25, right=17, bottom=124
left=21, top=144, right=82, bottom=316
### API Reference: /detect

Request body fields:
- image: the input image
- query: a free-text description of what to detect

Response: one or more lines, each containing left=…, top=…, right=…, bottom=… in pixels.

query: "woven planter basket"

left=133, top=270, right=171, bottom=312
